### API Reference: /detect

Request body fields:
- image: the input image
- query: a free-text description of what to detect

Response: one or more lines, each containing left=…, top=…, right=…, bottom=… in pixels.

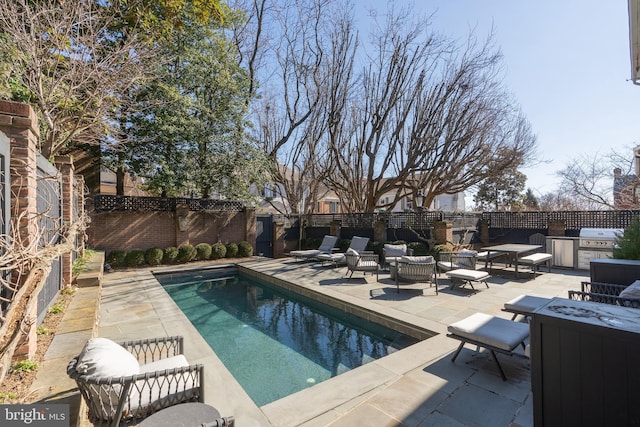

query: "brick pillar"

left=0, top=101, right=39, bottom=361
left=273, top=221, right=285, bottom=258
left=480, top=220, right=490, bottom=245
left=55, top=155, right=74, bottom=286
left=244, top=208, right=256, bottom=251
left=373, top=220, right=386, bottom=243
left=548, top=220, right=566, bottom=236
left=433, top=221, right=453, bottom=245
left=330, top=220, right=341, bottom=238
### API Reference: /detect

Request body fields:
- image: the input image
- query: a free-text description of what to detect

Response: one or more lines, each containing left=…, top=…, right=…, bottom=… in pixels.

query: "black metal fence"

left=94, top=195, right=245, bottom=212
left=36, top=155, right=62, bottom=324
left=481, top=210, right=640, bottom=230
left=273, top=210, right=640, bottom=251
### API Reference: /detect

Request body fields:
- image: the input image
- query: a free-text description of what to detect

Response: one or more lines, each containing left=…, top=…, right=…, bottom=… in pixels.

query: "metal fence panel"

left=36, top=155, right=62, bottom=324
left=94, top=195, right=244, bottom=212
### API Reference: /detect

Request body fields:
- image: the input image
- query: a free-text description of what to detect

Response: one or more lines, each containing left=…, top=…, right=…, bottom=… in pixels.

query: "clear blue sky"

left=357, top=1, right=640, bottom=199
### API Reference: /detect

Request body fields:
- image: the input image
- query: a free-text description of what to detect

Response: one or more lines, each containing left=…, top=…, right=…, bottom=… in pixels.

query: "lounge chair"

left=289, top=235, right=338, bottom=261
left=502, top=295, right=551, bottom=320
left=316, top=236, right=370, bottom=267
left=345, top=248, right=380, bottom=280
left=67, top=336, right=210, bottom=427
left=391, top=255, right=438, bottom=294
left=436, top=250, right=478, bottom=275
left=381, top=243, right=411, bottom=270
left=447, top=313, right=529, bottom=381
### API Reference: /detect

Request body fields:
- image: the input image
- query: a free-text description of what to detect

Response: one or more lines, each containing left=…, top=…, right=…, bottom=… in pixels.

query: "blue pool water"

left=155, top=268, right=418, bottom=406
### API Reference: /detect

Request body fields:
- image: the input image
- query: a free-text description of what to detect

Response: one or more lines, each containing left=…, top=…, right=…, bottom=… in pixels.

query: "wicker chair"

left=381, top=243, right=411, bottom=270
left=68, top=336, right=210, bottom=427
left=567, top=281, right=640, bottom=308
left=436, top=251, right=478, bottom=275
left=392, top=256, right=438, bottom=294
left=345, top=250, right=380, bottom=280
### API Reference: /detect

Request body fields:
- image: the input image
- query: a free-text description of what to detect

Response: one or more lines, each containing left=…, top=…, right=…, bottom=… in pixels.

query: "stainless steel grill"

left=577, top=228, right=623, bottom=269
left=578, top=228, right=623, bottom=249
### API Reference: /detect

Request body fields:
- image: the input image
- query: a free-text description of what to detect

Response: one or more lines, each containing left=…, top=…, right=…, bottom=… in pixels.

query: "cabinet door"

left=551, top=240, right=574, bottom=267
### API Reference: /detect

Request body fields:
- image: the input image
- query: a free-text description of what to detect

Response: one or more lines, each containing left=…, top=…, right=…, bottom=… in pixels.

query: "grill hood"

left=579, top=228, right=623, bottom=241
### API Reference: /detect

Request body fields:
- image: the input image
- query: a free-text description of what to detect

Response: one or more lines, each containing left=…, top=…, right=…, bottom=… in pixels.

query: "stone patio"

left=31, top=257, right=590, bottom=426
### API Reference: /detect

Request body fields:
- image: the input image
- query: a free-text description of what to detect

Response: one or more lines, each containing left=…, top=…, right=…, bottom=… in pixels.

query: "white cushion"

left=447, top=269, right=490, bottom=281
left=384, top=244, right=407, bottom=257
left=76, top=337, right=140, bottom=378
left=504, top=295, right=551, bottom=314
left=448, top=313, right=529, bottom=352
left=619, top=280, right=640, bottom=299
left=519, top=253, right=552, bottom=264
left=346, top=248, right=359, bottom=256
left=130, top=354, right=198, bottom=414
left=139, top=355, right=190, bottom=374
left=459, top=249, right=478, bottom=256
left=401, top=255, right=434, bottom=264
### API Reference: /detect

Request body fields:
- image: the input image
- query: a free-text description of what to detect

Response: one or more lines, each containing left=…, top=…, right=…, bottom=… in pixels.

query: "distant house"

left=376, top=189, right=465, bottom=212
left=100, top=168, right=148, bottom=196
left=613, top=146, right=640, bottom=209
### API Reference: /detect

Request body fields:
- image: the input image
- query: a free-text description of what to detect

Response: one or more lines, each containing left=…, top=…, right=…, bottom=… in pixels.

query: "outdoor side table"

left=138, top=402, right=221, bottom=427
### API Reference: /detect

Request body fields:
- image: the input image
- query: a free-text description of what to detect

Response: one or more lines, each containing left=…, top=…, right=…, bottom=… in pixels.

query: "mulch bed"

left=0, top=287, right=76, bottom=403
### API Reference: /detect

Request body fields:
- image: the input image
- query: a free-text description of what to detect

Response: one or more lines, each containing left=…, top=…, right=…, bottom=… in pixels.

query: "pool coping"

left=96, top=260, right=453, bottom=426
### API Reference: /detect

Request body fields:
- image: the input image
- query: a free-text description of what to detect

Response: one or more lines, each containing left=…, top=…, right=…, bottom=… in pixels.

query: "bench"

left=502, top=295, right=551, bottom=320
left=447, top=313, right=529, bottom=381
left=446, top=269, right=490, bottom=291
left=518, top=253, right=552, bottom=276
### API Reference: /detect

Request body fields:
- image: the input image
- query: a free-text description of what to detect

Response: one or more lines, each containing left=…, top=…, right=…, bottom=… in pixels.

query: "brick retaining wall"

left=87, top=209, right=254, bottom=252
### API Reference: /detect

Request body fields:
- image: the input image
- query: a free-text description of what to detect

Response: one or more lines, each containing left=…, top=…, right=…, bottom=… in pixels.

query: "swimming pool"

left=155, top=268, right=419, bottom=406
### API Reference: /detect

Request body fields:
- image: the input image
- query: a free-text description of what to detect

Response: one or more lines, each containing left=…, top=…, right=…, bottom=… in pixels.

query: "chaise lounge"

left=289, top=235, right=338, bottom=261
left=316, top=236, right=370, bottom=267
left=447, top=313, right=529, bottom=380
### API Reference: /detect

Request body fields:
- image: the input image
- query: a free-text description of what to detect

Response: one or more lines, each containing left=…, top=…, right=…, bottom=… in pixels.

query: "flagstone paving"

left=32, top=257, right=590, bottom=426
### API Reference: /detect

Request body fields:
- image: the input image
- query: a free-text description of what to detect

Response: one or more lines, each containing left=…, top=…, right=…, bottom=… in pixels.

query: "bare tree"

left=324, top=6, right=536, bottom=213
left=537, top=191, right=590, bottom=211
left=233, top=0, right=357, bottom=214
left=557, top=147, right=637, bottom=210
left=0, top=174, right=88, bottom=382
left=0, top=0, right=157, bottom=159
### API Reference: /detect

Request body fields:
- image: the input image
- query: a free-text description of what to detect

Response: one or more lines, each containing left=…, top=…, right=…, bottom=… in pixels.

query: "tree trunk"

left=116, top=166, right=125, bottom=196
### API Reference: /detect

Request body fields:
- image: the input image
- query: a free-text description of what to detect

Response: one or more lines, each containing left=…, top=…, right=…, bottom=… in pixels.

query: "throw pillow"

left=400, top=255, right=434, bottom=264
left=76, top=337, right=140, bottom=378
left=384, top=244, right=406, bottom=257
left=619, top=280, right=640, bottom=299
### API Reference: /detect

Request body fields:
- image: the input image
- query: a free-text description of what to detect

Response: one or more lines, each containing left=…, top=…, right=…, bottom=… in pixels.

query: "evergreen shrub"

left=163, top=247, right=179, bottom=264
left=408, top=241, right=430, bottom=256
left=125, top=249, right=145, bottom=267
left=145, top=247, right=164, bottom=266
left=195, top=243, right=212, bottom=260
left=177, top=245, right=196, bottom=263
left=106, top=250, right=127, bottom=268
left=336, top=239, right=351, bottom=252
left=225, top=242, right=238, bottom=258
left=211, top=242, right=227, bottom=259
left=368, top=241, right=384, bottom=257
left=613, top=216, right=640, bottom=260
left=238, top=241, right=253, bottom=257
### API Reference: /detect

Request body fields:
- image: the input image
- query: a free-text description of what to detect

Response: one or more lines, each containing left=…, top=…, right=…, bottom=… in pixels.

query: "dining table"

left=480, top=244, right=542, bottom=278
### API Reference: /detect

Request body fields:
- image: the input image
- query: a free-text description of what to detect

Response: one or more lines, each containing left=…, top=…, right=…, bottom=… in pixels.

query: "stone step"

left=75, top=251, right=104, bottom=288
